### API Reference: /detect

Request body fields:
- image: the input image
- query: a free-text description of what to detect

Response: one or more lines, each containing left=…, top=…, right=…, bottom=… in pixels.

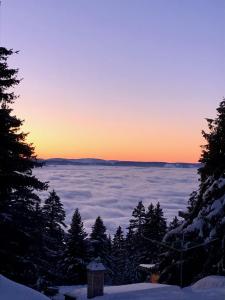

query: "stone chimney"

left=87, top=258, right=106, bottom=299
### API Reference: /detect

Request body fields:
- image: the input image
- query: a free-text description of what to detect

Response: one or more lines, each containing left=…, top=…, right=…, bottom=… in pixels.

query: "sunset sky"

left=2, top=0, right=225, bottom=162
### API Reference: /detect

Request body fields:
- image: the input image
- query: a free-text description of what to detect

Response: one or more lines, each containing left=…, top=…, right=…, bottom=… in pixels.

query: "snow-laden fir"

left=160, top=100, right=225, bottom=286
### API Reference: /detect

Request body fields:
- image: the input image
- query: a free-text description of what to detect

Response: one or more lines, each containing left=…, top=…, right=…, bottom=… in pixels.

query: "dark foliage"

left=160, top=99, right=225, bottom=287
left=0, top=47, right=48, bottom=287
left=63, top=208, right=88, bottom=284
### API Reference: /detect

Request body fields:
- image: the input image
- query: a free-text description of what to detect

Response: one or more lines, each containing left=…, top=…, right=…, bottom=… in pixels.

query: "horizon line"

left=40, top=157, right=200, bottom=164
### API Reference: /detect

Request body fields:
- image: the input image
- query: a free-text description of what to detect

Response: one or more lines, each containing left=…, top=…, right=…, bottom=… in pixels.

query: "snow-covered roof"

left=58, top=278, right=225, bottom=300
left=0, top=275, right=50, bottom=300
left=87, top=261, right=106, bottom=271
left=139, top=264, right=156, bottom=269
left=63, top=283, right=178, bottom=299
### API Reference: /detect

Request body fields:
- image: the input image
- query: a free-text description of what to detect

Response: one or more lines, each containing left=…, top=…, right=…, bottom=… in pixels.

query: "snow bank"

left=56, top=281, right=225, bottom=300
left=191, top=276, right=225, bottom=289
left=0, top=275, right=50, bottom=300
left=63, top=283, right=180, bottom=300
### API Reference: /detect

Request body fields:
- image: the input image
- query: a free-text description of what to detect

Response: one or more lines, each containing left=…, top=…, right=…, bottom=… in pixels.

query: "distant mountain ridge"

left=43, top=158, right=200, bottom=168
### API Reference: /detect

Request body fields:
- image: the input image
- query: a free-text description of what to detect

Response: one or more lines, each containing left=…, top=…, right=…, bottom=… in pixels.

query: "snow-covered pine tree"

left=168, top=216, right=181, bottom=231
left=124, top=226, right=140, bottom=283
left=42, top=190, right=66, bottom=231
left=63, top=208, right=88, bottom=284
left=129, top=201, right=146, bottom=234
left=89, top=216, right=112, bottom=278
left=123, top=201, right=146, bottom=282
left=142, top=202, right=167, bottom=263
left=129, top=201, right=146, bottom=260
left=154, top=202, right=167, bottom=241
left=160, top=99, right=225, bottom=286
left=90, top=216, right=108, bottom=258
left=0, top=47, right=48, bottom=286
left=41, top=190, right=66, bottom=284
left=142, top=203, right=155, bottom=262
left=111, top=226, right=127, bottom=285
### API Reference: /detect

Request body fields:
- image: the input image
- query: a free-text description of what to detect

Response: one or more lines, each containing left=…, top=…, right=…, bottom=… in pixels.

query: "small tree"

left=154, top=202, right=167, bottom=241
left=63, top=209, right=88, bottom=284
left=90, top=216, right=112, bottom=277
left=90, top=216, right=107, bottom=259
left=168, top=216, right=180, bottom=231
left=124, top=226, right=139, bottom=283
left=142, top=202, right=167, bottom=263
left=111, top=226, right=126, bottom=284
left=128, top=201, right=146, bottom=266
left=129, top=201, right=146, bottom=233
left=42, top=190, right=66, bottom=237
left=42, top=190, right=66, bottom=284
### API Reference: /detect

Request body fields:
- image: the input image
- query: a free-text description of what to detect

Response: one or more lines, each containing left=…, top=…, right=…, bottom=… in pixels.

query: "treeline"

left=2, top=164, right=177, bottom=289
left=54, top=199, right=177, bottom=286
left=2, top=180, right=179, bottom=289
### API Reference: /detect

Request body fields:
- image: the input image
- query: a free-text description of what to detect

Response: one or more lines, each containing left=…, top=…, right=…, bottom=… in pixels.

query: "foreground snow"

left=191, top=276, right=225, bottom=289
left=55, top=277, right=225, bottom=300
left=2, top=274, right=224, bottom=300
left=0, top=275, right=50, bottom=300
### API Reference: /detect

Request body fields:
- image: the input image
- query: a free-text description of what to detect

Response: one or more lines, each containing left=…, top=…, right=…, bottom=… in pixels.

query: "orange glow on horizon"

left=15, top=87, right=205, bottom=164
left=24, top=122, right=202, bottom=163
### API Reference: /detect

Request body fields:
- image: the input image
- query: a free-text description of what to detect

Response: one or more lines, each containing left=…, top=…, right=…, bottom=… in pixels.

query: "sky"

left=1, top=0, right=225, bottom=162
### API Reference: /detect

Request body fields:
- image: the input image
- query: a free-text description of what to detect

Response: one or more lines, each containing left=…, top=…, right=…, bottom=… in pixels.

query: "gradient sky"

left=2, top=0, right=225, bottom=162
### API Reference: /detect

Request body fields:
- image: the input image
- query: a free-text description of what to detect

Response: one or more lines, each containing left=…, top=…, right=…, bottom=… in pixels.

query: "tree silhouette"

left=0, top=47, right=48, bottom=286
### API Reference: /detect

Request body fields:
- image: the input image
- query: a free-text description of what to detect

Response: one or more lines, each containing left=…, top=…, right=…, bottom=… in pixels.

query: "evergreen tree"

left=143, top=202, right=167, bottom=263
left=89, top=216, right=112, bottom=278
left=168, top=216, right=180, bottom=231
left=90, top=216, right=107, bottom=259
left=199, top=99, right=225, bottom=181
left=42, top=190, right=66, bottom=237
left=160, top=99, right=225, bottom=286
left=63, top=209, right=88, bottom=284
left=0, top=47, right=48, bottom=286
left=129, top=201, right=146, bottom=234
left=143, top=203, right=155, bottom=238
left=123, top=202, right=146, bottom=282
left=153, top=202, right=167, bottom=241
left=111, top=226, right=126, bottom=284
left=41, top=190, right=66, bottom=284
left=124, top=226, right=140, bottom=283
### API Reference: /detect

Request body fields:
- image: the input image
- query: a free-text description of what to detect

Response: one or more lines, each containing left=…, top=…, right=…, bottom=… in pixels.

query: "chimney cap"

left=87, top=258, right=106, bottom=271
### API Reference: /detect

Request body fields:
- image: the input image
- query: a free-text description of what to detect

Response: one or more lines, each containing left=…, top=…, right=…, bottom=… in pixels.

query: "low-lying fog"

left=35, top=165, right=198, bottom=234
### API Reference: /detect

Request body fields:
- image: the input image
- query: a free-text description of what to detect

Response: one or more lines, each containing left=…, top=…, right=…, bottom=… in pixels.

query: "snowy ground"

left=35, top=165, right=198, bottom=233
left=0, top=275, right=50, bottom=300
left=53, top=277, right=225, bottom=300
left=2, top=274, right=225, bottom=300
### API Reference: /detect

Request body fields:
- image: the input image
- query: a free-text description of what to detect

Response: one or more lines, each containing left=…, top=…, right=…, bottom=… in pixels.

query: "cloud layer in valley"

left=34, top=165, right=198, bottom=234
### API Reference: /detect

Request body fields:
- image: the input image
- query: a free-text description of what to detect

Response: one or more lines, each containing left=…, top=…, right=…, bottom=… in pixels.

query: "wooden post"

left=87, top=259, right=106, bottom=298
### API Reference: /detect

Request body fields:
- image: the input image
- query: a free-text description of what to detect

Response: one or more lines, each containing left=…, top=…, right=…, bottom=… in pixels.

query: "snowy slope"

left=0, top=275, right=50, bottom=300
left=191, top=276, right=225, bottom=289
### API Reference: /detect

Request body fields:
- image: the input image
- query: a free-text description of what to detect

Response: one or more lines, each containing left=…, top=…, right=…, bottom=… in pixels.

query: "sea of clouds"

left=34, top=165, right=198, bottom=234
